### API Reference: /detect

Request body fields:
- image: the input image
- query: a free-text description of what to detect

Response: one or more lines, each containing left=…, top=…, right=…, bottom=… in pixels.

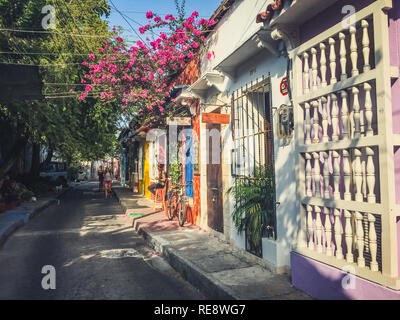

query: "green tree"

left=0, top=0, right=125, bottom=178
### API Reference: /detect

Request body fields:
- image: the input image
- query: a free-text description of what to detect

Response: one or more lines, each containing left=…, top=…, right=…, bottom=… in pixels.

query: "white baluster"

left=344, top=210, right=354, bottom=263
left=324, top=207, right=333, bottom=256
left=343, top=149, right=352, bottom=201
left=339, top=32, right=347, bottom=80
left=315, top=206, right=323, bottom=253
left=307, top=205, right=314, bottom=249
left=323, top=152, right=330, bottom=198
left=329, top=38, right=337, bottom=84
left=299, top=206, right=308, bottom=248
left=303, top=52, right=310, bottom=94
left=311, top=47, right=318, bottom=90
left=362, top=20, right=370, bottom=72
left=368, top=213, right=378, bottom=271
left=354, top=148, right=363, bottom=202
left=350, top=26, right=359, bottom=76
left=356, top=211, right=365, bottom=267
left=364, top=213, right=369, bottom=255
left=364, top=82, right=373, bottom=136
left=321, top=97, right=329, bottom=142
left=312, top=100, right=319, bottom=143
left=320, top=43, right=327, bottom=87
left=334, top=209, right=344, bottom=259
left=341, top=90, right=350, bottom=140
left=306, top=153, right=312, bottom=197
left=362, top=158, right=367, bottom=200
left=333, top=151, right=340, bottom=200
left=331, top=93, right=339, bottom=141
left=314, top=152, right=321, bottom=197
left=352, top=87, right=361, bottom=138
left=366, top=147, right=376, bottom=203
left=305, top=102, right=311, bottom=144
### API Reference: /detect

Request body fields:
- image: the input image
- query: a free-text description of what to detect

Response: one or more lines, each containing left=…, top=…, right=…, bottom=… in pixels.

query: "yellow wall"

left=143, top=142, right=151, bottom=199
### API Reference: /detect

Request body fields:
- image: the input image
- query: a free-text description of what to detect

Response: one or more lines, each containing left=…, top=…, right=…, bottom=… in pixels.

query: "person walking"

left=97, top=165, right=104, bottom=192
left=104, top=167, right=113, bottom=199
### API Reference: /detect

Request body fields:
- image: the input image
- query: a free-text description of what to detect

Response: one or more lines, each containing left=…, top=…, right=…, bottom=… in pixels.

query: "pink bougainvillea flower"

left=78, top=11, right=215, bottom=114
left=82, top=61, right=89, bottom=66
left=207, top=52, right=212, bottom=60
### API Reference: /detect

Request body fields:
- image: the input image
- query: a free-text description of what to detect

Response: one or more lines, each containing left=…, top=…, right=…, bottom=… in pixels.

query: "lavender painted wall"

left=300, top=0, right=376, bottom=44
left=389, top=1, right=400, bottom=205
left=292, top=252, right=400, bottom=299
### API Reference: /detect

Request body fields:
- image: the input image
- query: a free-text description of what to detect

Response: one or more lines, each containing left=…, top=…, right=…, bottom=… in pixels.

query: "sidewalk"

left=0, top=184, right=72, bottom=247
left=113, top=185, right=311, bottom=300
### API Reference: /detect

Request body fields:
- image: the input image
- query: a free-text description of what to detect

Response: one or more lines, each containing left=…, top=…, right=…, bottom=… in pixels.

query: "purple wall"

left=300, top=0, right=376, bottom=44
left=291, top=252, right=400, bottom=300
left=389, top=1, right=400, bottom=205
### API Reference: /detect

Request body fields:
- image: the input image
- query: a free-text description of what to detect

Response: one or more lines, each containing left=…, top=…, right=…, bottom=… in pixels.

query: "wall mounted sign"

left=280, top=77, right=288, bottom=96
left=202, top=113, right=230, bottom=124
left=166, top=117, right=192, bottom=126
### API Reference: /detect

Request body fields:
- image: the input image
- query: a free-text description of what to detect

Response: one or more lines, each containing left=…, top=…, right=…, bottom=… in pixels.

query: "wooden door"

left=206, top=123, right=223, bottom=233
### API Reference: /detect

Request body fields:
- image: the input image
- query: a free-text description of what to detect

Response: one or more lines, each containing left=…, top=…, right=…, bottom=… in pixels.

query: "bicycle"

left=167, top=180, right=192, bottom=227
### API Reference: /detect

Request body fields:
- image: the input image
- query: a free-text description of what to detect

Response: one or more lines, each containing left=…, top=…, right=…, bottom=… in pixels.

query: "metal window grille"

left=231, top=76, right=277, bottom=249
left=231, top=76, right=273, bottom=176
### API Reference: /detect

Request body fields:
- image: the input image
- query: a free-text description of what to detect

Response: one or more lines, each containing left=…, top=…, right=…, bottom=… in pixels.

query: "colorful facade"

left=120, top=0, right=400, bottom=299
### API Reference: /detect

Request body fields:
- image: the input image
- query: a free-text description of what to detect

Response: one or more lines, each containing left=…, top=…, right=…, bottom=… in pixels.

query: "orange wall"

left=170, top=56, right=201, bottom=226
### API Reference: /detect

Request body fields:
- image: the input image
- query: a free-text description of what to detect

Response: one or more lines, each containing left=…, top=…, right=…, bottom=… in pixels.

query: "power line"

left=0, top=61, right=86, bottom=67
left=0, top=28, right=111, bottom=38
left=0, top=51, right=127, bottom=57
left=109, top=0, right=147, bottom=45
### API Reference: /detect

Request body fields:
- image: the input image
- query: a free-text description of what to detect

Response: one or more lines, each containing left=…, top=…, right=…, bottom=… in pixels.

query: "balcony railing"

left=289, top=0, right=400, bottom=289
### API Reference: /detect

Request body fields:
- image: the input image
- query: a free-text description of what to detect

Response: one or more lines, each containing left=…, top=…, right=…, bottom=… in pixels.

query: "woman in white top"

left=104, top=167, right=113, bottom=199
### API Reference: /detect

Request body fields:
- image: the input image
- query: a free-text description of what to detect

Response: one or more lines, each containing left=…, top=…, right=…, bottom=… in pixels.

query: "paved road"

left=0, top=182, right=202, bottom=300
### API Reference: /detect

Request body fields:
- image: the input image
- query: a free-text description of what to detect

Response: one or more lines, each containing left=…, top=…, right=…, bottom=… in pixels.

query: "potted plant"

left=227, top=165, right=276, bottom=252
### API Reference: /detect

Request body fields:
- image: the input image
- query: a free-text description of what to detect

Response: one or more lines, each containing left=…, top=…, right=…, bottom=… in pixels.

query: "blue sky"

left=106, top=0, right=221, bottom=42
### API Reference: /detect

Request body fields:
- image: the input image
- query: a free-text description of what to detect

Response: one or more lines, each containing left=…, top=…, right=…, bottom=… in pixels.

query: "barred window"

left=231, top=76, right=273, bottom=177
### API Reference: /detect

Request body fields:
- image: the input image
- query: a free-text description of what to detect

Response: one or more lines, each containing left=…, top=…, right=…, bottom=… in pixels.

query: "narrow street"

left=0, top=182, right=202, bottom=300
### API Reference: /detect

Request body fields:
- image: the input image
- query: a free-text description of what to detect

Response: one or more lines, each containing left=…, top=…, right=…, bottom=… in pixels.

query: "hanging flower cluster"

left=78, top=11, right=215, bottom=126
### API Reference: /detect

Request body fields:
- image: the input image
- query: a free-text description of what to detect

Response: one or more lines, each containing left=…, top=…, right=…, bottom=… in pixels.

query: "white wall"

left=201, top=0, right=273, bottom=75
left=198, top=0, right=298, bottom=271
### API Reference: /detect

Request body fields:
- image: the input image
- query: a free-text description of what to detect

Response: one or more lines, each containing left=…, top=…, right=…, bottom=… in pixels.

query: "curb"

left=138, top=226, right=237, bottom=300
left=0, top=218, right=24, bottom=248
left=113, top=188, right=237, bottom=299
left=112, top=188, right=160, bottom=222
left=0, top=186, right=71, bottom=248
left=28, top=186, right=71, bottom=221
